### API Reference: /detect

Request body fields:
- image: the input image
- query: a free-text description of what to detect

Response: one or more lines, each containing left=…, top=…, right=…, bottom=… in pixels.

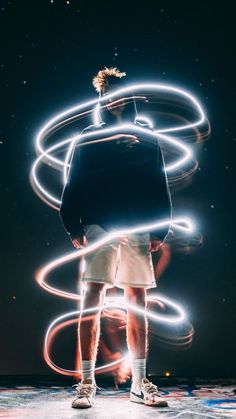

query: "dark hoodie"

left=59, top=98, right=172, bottom=241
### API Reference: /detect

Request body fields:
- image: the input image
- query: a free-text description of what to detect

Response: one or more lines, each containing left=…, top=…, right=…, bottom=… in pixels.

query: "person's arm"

left=149, top=141, right=172, bottom=244
left=59, top=136, right=86, bottom=242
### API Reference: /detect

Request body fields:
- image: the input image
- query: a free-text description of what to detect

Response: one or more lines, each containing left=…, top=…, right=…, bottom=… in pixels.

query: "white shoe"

left=71, top=379, right=99, bottom=408
left=130, top=378, right=168, bottom=407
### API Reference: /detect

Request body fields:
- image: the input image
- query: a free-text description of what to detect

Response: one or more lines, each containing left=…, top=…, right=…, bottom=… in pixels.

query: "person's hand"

left=148, top=239, right=162, bottom=252
left=115, top=134, right=139, bottom=145
left=117, top=233, right=128, bottom=245
left=71, top=235, right=88, bottom=249
left=122, top=135, right=139, bottom=145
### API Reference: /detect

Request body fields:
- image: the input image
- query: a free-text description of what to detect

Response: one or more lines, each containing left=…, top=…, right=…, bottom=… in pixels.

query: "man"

left=59, top=67, right=172, bottom=408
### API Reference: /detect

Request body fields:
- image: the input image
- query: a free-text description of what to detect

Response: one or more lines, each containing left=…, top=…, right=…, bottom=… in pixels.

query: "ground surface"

left=0, top=384, right=235, bottom=418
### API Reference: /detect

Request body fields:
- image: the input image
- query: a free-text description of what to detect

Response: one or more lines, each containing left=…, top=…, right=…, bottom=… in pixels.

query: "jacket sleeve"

left=149, top=140, right=173, bottom=242
left=59, top=136, right=86, bottom=240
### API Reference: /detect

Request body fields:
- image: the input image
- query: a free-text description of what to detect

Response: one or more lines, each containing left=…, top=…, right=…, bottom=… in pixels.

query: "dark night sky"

left=1, top=0, right=235, bottom=378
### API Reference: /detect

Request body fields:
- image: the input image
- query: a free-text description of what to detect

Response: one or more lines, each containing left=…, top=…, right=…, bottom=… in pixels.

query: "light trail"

left=31, top=82, right=205, bottom=376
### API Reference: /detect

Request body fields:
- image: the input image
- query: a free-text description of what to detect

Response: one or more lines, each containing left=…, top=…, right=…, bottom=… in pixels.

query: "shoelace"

left=143, top=382, right=161, bottom=397
left=72, top=382, right=101, bottom=398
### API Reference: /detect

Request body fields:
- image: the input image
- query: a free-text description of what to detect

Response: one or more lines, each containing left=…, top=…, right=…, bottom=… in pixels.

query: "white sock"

left=131, top=358, right=146, bottom=385
left=81, top=359, right=96, bottom=383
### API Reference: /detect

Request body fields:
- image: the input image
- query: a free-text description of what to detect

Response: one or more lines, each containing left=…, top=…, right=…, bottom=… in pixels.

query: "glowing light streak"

left=31, top=81, right=206, bottom=376
left=44, top=293, right=186, bottom=375
left=36, top=217, right=194, bottom=300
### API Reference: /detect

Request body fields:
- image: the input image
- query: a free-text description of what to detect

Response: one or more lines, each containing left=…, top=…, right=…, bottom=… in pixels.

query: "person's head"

left=92, top=66, right=126, bottom=97
left=92, top=67, right=136, bottom=123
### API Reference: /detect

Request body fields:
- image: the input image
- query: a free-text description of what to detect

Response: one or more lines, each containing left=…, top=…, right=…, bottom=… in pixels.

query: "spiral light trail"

left=30, top=83, right=206, bottom=376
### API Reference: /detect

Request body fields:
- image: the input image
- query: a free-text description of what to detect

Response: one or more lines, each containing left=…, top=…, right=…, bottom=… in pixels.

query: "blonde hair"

left=92, top=66, right=126, bottom=94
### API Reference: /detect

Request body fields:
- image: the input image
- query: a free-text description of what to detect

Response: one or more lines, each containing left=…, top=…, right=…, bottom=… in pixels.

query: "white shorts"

left=79, top=224, right=157, bottom=289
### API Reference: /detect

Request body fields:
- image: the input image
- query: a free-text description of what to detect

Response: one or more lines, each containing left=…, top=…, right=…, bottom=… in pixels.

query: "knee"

left=83, top=283, right=106, bottom=309
left=125, top=287, right=146, bottom=308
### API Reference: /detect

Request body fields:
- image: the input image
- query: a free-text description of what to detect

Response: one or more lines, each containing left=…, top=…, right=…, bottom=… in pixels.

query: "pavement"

left=0, top=384, right=235, bottom=418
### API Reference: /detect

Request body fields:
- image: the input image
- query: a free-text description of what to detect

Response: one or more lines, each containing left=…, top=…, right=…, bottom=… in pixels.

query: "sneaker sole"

left=71, top=403, right=93, bottom=409
left=130, top=393, right=168, bottom=407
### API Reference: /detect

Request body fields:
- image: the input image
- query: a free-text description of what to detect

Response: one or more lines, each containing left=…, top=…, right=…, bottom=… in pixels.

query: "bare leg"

left=124, top=287, right=147, bottom=358
left=124, top=287, right=148, bottom=385
left=124, top=287, right=168, bottom=407
left=71, top=283, right=107, bottom=408
left=79, top=282, right=106, bottom=361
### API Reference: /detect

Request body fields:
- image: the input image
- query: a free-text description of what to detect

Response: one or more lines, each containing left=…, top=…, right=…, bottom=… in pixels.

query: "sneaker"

left=130, top=378, right=168, bottom=407
left=71, top=378, right=100, bottom=408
